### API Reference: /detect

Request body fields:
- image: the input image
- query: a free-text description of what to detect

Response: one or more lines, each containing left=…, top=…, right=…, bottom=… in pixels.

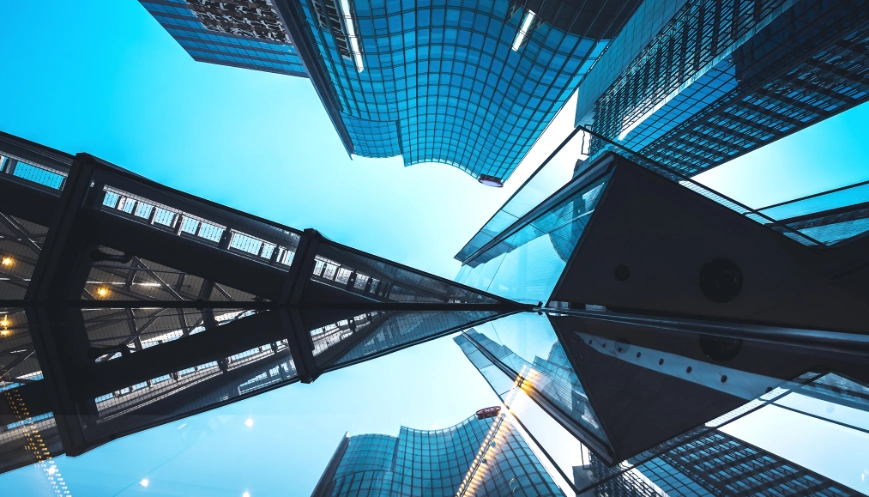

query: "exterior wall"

left=139, top=0, right=308, bottom=76
left=582, top=431, right=852, bottom=496
left=318, top=414, right=563, bottom=496
left=458, top=324, right=608, bottom=447
left=575, top=0, right=690, bottom=125
left=293, top=0, right=635, bottom=182
left=454, top=168, right=609, bottom=304
left=587, top=0, right=869, bottom=176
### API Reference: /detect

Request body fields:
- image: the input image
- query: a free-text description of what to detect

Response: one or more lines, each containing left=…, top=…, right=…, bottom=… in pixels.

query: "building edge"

left=310, top=432, right=351, bottom=497
left=273, top=0, right=356, bottom=158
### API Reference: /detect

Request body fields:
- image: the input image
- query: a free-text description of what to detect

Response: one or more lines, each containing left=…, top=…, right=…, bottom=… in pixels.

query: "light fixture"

left=512, top=10, right=536, bottom=51
left=478, top=175, right=504, bottom=187
left=1, top=257, right=12, bottom=266
left=97, top=287, right=108, bottom=297
left=140, top=478, right=149, bottom=487
left=338, top=0, right=364, bottom=72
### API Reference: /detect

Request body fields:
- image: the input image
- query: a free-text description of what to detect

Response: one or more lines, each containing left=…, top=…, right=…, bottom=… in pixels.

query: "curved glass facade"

left=319, top=414, right=564, bottom=496
left=296, top=0, right=616, bottom=182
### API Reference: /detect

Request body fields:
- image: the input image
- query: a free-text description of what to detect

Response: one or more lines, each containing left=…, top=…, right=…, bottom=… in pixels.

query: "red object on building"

left=476, top=406, right=501, bottom=419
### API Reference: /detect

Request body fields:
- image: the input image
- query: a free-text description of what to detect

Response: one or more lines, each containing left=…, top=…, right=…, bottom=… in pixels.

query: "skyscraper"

left=137, top=0, right=308, bottom=76
left=277, top=0, right=645, bottom=184
left=310, top=409, right=565, bottom=497
left=580, top=430, right=853, bottom=496
left=578, top=0, right=869, bottom=175
left=140, top=0, right=652, bottom=184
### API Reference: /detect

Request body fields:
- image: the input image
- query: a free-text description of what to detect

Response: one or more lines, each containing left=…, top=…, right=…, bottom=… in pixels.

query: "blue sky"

left=1, top=1, right=868, bottom=496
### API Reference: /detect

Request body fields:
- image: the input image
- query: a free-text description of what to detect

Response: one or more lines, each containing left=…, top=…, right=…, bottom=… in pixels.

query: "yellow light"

left=97, top=288, right=108, bottom=297
left=0, top=330, right=9, bottom=337
left=1, top=257, right=12, bottom=266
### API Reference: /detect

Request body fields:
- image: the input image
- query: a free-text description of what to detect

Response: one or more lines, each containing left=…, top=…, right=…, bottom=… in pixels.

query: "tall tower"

left=310, top=409, right=565, bottom=497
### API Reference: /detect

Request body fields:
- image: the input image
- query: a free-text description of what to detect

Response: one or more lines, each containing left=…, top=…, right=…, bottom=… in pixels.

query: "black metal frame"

left=0, top=133, right=524, bottom=465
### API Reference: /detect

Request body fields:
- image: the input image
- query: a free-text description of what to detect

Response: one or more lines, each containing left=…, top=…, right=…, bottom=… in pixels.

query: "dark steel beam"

left=78, top=310, right=285, bottom=399
left=25, top=154, right=99, bottom=303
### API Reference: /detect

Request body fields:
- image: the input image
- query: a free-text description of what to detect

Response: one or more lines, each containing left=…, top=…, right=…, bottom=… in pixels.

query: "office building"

left=310, top=409, right=564, bottom=496
left=136, top=1, right=869, bottom=183
left=280, top=0, right=652, bottom=184
left=580, top=430, right=852, bottom=496
left=141, top=0, right=652, bottom=184
left=137, top=0, right=308, bottom=76
left=578, top=0, right=869, bottom=175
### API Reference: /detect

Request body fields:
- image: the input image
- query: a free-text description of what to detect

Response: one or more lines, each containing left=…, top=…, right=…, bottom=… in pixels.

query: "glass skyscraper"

left=138, top=0, right=308, bottom=76
left=138, top=0, right=869, bottom=184
left=141, top=0, right=652, bottom=184
left=310, top=410, right=565, bottom=496
left=280, top=0, right=644, bottom=184
left=579, top=0, right=869, bottom=175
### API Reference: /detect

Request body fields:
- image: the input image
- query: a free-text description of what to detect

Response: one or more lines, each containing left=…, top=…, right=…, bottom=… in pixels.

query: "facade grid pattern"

left=321, top=414, right=563, bottom=496
left=589, top=0, right=869, bottom=176
left=296, top=0, right=612, bottom=182
left=580, top=430, right=853, bottom=496
left=140, top=0, right=308, bottom=76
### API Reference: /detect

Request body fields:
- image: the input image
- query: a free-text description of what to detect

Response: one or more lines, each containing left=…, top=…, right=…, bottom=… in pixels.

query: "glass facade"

left=139, top=0, right=308, bottom=76
left=456, top=310, right=868, bottom=495
left=454, top=157, right=610, bottom=304
left=291, top=0, right=639, bottom=182
left=315, top=413, right=564, bottom=496
left=455, top=313, right=610, bottom=452
left=583, top=430, right=853, bottom=496
left=584, top=0, right=869, bottom=176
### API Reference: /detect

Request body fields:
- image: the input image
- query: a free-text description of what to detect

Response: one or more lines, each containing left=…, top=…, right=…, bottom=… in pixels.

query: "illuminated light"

left=140, top=478, right=150, bottom=487
left=338, top=0, right=365, bottom=72
left=47, top=466, right=57, bottom=476
left=1, top=257, right=12, bottom=266
left=97, top=288, right=108, bottom=297
left=245, top=418, right=254, bottom=428
left=511, top=10, right=536, bottom=51
left=243, top=492, right=251, bottom=497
